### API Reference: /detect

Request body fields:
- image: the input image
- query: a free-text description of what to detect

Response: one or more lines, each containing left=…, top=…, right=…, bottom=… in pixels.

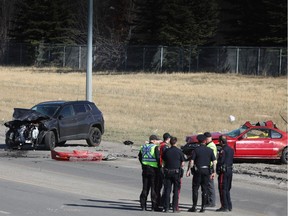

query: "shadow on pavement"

left=65, top=198, right=196, bottom=212
left=65, top=198, right=140, bottom=211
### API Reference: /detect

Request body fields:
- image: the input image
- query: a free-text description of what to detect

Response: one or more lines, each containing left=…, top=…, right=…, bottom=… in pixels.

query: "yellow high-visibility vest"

left=140, top=143, right=158, bottom=168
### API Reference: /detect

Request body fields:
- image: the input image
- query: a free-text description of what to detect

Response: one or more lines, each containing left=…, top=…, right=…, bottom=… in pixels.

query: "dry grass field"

left=0, top=66, right=287, bottom=146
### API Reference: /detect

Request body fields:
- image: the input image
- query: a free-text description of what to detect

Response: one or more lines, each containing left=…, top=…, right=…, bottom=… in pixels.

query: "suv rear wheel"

left=86, top=127, right=101, bottom=147
left=45, top=131, right=56, bottom=150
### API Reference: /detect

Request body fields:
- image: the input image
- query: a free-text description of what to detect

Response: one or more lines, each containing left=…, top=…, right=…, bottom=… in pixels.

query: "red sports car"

left=185, top=121, right=288, bottom=164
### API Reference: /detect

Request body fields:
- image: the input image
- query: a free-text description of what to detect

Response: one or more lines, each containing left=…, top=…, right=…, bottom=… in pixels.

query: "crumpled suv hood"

left=4, top=108, right=50, bottom=128
left=12, top=108, right=50, bottom=122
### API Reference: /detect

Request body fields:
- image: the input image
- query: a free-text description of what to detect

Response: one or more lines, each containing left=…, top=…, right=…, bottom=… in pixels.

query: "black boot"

left=151, top=203, right=156, bottom=211
left=140, top=202, right=146, bottom=211
left=200, top=205, right=205, bottom=213
left=188, top=205, right=197, bottom=212
left=200, top=193, right=207, bottom=213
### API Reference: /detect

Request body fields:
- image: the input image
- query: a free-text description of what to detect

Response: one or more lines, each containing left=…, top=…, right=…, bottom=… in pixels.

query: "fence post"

left=217, top=47, right=220, bottom=72
left=142, top=47, right=146, bottom=71
left=124, top=46, right=127, bottom=71
left=79, top=46, right=82, bottom=70
left=5, top=43, right=9, bottom=64
left=188, top=46, right=192, bottom=72
left=63, top=46, right=66, bottom=67
left=279, top=48, right=282, bottom=76
left=93, top=46, right=96, bottom=69
left=236, top=47, right=239, bottom=74
left=179, top=47, right=183, bottom=71
left=257, top=48, right=260, bottom=75
left=196, top=50, right=199, bottom=71
left=48, top=45, right=51, bottom=62
left=160, top=46, right=163, bottom=71
left=20, top=44, right=22, bottom=65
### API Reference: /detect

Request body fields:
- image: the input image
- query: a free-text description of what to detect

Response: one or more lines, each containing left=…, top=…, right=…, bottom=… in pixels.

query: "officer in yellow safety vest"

left=138, top=134, right=161, bottom=211
left=204, top=132, right=218, bottom=207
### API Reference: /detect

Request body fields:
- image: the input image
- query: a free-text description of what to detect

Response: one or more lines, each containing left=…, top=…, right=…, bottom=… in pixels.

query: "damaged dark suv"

left=4, top=100, right=104, bottom=150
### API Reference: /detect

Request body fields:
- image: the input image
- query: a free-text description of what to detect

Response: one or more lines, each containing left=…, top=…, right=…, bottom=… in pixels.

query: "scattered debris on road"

left=51, top=147, right=120, bottom=161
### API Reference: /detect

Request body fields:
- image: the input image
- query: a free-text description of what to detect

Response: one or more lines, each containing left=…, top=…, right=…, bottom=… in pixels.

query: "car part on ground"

left=4, top=100, right=104, bottom=150
left=185, top=121, right=288, bottom=164
left=50, top=146, right=118, bottom=161
left=51, top=149, right=103, bottom=161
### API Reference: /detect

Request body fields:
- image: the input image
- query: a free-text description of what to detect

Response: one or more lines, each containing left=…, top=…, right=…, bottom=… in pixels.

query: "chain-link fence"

left=0, top=42, right=286, bottom=76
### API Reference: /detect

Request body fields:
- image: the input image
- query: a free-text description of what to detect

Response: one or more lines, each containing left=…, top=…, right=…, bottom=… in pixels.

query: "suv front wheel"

left=45, top=131, right=56, bottom=150
left=86, top=127, right=102, bottom=147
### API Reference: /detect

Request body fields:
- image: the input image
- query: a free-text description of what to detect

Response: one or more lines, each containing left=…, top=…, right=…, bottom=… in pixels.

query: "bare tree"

left=89, top=0, right=136, bottom=70
left=0, top=0, right=18, bottom=62
left=0, top=0, right=17, bottom=41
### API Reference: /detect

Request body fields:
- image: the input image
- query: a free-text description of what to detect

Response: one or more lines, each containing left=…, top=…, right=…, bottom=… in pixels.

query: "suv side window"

left=85, top=104, right=92, bottom=112
left=73, top=104, right=86, bottom=114
left=59, top=105, right=74, bottom=118
left=89, top=103, right=100, bottom=113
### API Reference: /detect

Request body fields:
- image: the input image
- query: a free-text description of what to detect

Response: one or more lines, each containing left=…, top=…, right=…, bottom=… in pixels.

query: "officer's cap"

left=149, top=134, right=160, bottom=141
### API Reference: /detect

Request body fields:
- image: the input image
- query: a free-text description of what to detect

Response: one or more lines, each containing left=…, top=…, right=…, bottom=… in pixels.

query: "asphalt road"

left=0, top=149, right=287, bottom=216
left=0, top=126, right=286, bottom=216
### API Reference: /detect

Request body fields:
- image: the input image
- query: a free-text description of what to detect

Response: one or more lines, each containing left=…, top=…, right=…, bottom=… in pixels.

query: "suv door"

left=73, top=103, right=91, bottom=136
left=58, top=105, right=77, bottom=138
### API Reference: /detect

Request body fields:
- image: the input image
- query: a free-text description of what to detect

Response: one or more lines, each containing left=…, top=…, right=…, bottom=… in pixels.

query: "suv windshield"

left=225, top=125, right=249, bottom=138
left=31, top=104, right=61, bottom=117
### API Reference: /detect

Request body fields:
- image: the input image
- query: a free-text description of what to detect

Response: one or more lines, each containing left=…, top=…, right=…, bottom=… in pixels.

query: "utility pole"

left=86, top=0, right=93, bottom=101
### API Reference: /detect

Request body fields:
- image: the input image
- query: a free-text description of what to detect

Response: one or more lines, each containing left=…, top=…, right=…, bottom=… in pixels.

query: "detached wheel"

left=86, top=127, right=102, bottom=147
left=280, top=148, right=288, bottom=164
left=45, top=131, right=56, bottom=150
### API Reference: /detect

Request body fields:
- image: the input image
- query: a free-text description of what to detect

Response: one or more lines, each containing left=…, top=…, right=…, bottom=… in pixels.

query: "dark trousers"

left=192, top=168, right=210, bottom=208
left=218, top=169, right=233, bottom=210
left=140, top=165, right=157, bottom=209
left=163, top=171, right=181, bottom=211
left=155, top=168, right=164, bottom=208
left=207, top=178, right=216, bottom=206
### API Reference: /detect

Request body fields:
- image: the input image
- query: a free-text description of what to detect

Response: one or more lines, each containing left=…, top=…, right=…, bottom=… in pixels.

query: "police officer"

left=216, top=135, right=234, bottom=212
left=155, top=132, right=171, bottom=211
left=186, top=134, right=217, bottom=213
left=138, top=135, right=161, bottom=211
left=159, top=133, right=171, bottom=166
left=162, top=136, right=185, bottom=213
left=204, top=132, right=217, bottom=207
